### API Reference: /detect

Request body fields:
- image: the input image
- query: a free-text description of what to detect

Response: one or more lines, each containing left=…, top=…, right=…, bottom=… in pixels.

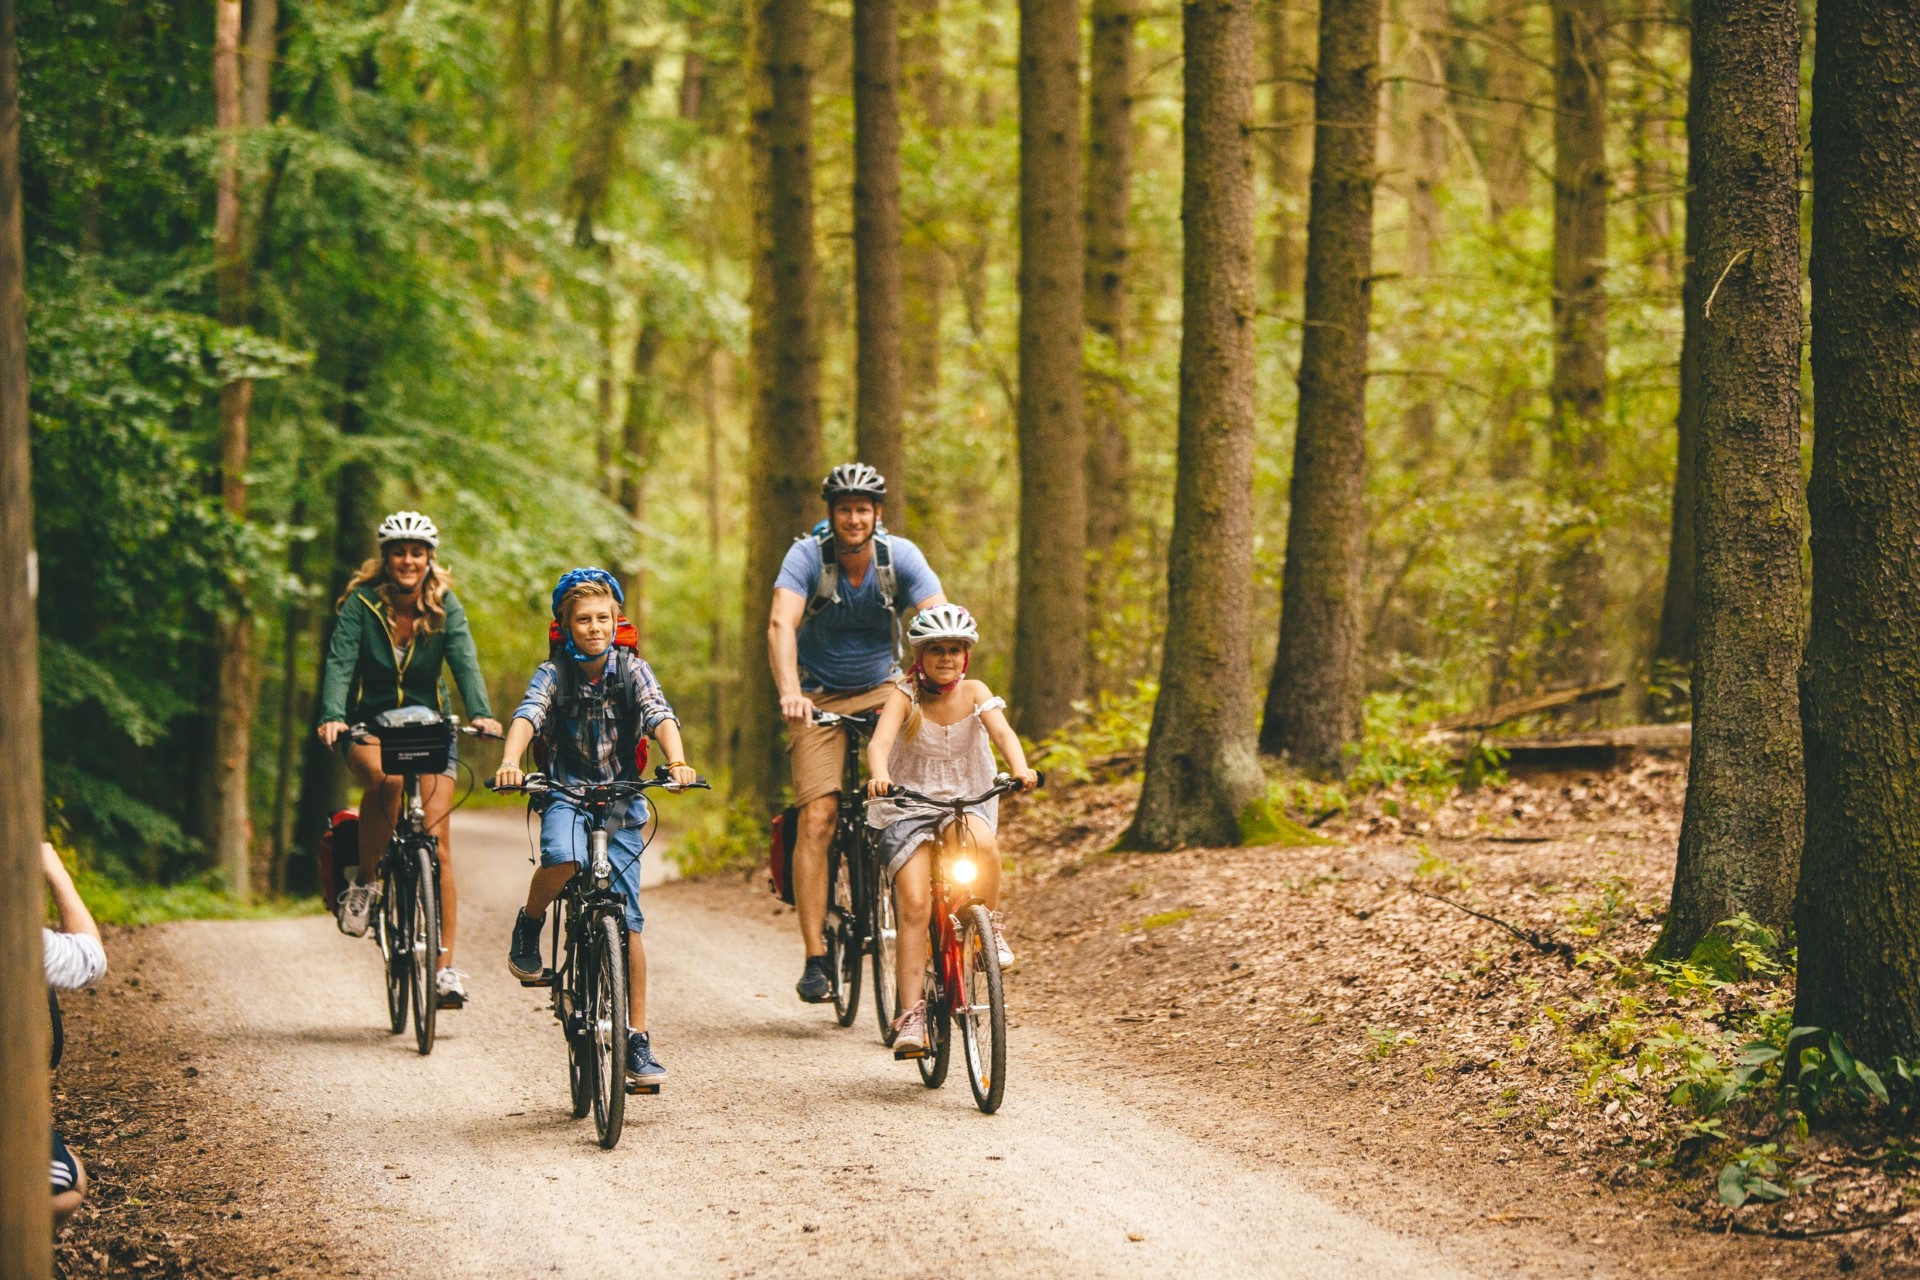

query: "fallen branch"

left=1413, top=888, right=1577, bottom=962
left=1430, top=680, right=1626, bottom=733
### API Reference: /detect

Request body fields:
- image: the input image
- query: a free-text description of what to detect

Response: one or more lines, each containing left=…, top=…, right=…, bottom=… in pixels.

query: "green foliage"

left=1133, top=908, right=1192, bottom=932
left=667, top=799, right=772, bottom=880
left=1029, top=681, right=1158, bottom=784
left=69, top=864, right=323, bottom=927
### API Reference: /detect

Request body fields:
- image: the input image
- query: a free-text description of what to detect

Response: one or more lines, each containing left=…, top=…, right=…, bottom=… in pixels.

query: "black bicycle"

left=490, top=767, right=709, bottom=1150
left=810, top=709, right=898, bottom=1039
left=346, top=707, right=494, bottom=1056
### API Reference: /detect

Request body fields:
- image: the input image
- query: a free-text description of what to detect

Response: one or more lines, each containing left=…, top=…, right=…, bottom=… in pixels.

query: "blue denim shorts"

left=539, top=801, right=648, bottom=934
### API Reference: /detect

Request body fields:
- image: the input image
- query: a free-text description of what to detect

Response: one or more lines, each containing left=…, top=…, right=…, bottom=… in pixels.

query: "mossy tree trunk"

left=854, top=0, right=907, bottom=517
left=1796, top=0, right=1920, bottom=1063
left=1652, top=0, right=1803, bottom=964
left=1260, top=0, right=1381, bottom=772
left=1125, top=0, right=1264, bottom=849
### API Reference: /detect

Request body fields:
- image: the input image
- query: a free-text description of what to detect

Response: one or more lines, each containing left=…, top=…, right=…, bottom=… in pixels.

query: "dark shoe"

left=796, top=954, right=833, bottom=1004
left=626, top=1030, right=668, bottom=1083
left=507, top=908, right=544, bottom=981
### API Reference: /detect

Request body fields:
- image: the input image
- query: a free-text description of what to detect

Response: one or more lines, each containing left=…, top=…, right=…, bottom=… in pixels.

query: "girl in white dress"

left=865, top=605, right=1038, bottom=1054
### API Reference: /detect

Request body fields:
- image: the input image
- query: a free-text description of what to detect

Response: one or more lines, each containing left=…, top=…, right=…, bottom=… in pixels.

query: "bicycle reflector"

left=951, top=858, right=978, bottom=885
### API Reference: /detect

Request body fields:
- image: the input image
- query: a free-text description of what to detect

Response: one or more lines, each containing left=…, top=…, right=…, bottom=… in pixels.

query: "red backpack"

left=533, top=615, right=650, bottom=775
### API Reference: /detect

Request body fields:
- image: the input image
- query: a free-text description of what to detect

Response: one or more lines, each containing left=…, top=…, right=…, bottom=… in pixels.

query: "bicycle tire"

left=409, top=843, right=440, bottom=1055
left=589, top=913, right=628, bottom=1149
left=827, top=839, right=862, bottom=1027
left=565, top=975, right=593, bottom=1119
left=917, top=953, right=951, bottom=1089
left=379, top=861, right=409, bottom=1035
left=958, top=903, right=1007, bottom=1113
left=871, top=867, right=900, bottom=1045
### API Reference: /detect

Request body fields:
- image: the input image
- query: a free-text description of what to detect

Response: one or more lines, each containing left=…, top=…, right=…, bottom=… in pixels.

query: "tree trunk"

left=1542, top=0, right=1609, bottom=686
left=616, top=312, right=660, bottom=646
left=1483, top=0, right=1535, bottom=481
left=1651, top=0, right=1802, bottom=964
left=1395, top=0, right=1446, bottom=454
left=1261, top=0, right=1381, bottom=770
left=242, top=0, right=276, bottom=128
left=269, top=500, right=306, bottom=894
left=1263, top=0, right=1307, bottom=302
left=1124, top=0, right=1263, bottom=849
left=900, top=0, right=945, bottom=419
left=737, top=0, right=823, bottom=807
left=1083, top=0, right=1136, bottom=688
left=1012, top=0, right=1087, bottom=737
left=211, top=0, right=254, bottom=898
left=1796, top=0, right=1920, bottom=1063
left=1653, top=91, right=1702, bottom=685
left=854, top=0, right=907, bottom=518
left=0, top=3, right=52, bottom=1271
left=702, top=343, right=728, bottom=761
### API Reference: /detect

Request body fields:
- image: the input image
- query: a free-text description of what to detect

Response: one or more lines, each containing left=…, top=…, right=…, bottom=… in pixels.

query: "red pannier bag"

left=317, top=810, right=360, bottom=913
left=768, top=806, right=799, bottom=905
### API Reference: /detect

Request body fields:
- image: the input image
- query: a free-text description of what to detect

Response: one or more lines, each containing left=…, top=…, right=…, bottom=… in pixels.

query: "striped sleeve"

left=43, top=929, right=106, bottom=991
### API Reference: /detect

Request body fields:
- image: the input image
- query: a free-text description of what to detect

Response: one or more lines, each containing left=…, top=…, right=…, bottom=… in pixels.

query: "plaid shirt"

left=514, top=651, right=678, bottom=819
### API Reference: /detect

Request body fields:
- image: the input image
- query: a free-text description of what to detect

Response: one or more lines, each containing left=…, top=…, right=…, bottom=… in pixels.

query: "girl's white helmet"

left=908, top=603, right=978, bottom=647
left=377, top=510, right=439, bottom=549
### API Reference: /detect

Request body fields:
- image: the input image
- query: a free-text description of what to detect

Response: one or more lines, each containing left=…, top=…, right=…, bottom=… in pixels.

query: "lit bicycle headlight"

left=951, top=858, right=978, bottom=885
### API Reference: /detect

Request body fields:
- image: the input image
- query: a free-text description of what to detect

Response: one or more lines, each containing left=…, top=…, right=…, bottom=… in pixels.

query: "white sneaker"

left=435, top=967, right=469, bottom=1009
left=337, top=871, right=380, bottom=938
left=990, top=912, right=1016, bottom=970
left=893, top=1002, right=928, bottom=1055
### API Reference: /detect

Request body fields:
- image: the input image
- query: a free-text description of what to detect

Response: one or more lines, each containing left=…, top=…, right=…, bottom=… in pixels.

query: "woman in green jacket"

left=316, top=511, right=502, bottom=1008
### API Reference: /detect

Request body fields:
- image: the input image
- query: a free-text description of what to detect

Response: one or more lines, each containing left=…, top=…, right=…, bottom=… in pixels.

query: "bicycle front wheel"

left=917, top=953, right=951, bottom=1090
left=959, top=903, right=1007, bottom=1113
left=379, top=862, right=409, bottom=1035
left=871, top=870, right=900, bottom=1045
left=588, top=914, right=629, bottom=1149
left=408, top=844, right=440, bottom=1055
left=565, top=974, right=593, bottom=1119
left=826, top=841, right=863, bottom=1027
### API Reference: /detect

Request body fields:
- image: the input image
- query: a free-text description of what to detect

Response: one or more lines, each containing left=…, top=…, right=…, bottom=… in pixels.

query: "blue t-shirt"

left=775, top=534, right=942, bottom=692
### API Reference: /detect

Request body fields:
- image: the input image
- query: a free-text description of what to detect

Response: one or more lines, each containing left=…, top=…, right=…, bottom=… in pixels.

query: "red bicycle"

left=882, top=772, right=1039, bottom=1114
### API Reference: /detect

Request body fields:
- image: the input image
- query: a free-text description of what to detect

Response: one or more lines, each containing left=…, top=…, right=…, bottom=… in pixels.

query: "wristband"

left=667, top=760, right=690, bottom=770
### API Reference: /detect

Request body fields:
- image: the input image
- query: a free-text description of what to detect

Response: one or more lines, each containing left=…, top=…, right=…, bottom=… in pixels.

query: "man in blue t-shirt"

left=769, top=462, right=946, bottom=1004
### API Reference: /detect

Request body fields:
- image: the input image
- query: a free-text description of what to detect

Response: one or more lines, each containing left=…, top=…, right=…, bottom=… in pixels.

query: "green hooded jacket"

left=318, top=585, right=494, bottom=725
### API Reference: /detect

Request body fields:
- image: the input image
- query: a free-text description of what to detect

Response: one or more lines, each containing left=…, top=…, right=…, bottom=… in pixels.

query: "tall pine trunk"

left=737, top=0, right=823, bottom=807
left=900, top=0, right=945, bottom=425
left=0, top=2, right=53, bottom=1270
left=1543, top=0, right=1609, bottom=686
left=1652, top=0, right=1803, bottom=964
left=1083, top=0, right=1136, bottom=687
left=211, top=0, right=255, bottom=898
left=1261, top=0, right=1381, bottom=771
left=1652, top=76, right=1702, bottom=690
left=854, top=0, right=907, bottom=515
left=1124, top=0, right=1263, bottom=849
left=1484, top=0, right=1536, bottom=481
left=1796, top=0, right=1920, bottom=1063
left=1263, top=0, right=1307, bottom=302
left=1012, top=0, right=1087, bottom=737
left=616, top=312, right=660, bottom=645
left=1394, top=0, right=1447, bottom=454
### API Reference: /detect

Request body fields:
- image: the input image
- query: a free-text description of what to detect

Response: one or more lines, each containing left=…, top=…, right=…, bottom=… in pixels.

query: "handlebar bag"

left=768, top=806, right=799, bottom=905
left=317, top=809, right=360, bottom=912
left=373, top=705, right=452, bottom=776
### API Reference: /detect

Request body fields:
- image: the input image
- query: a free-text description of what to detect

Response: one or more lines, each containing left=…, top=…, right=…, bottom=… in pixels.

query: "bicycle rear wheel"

left=917, top=953, right=951, bottom=1089
left=826, top=841, right=863, bottom=1027
left=378, top=861, right=409, bottom=1035
left=588, top=913, right=629, bottom=1149
left=408, top=844, right=440, bottom=1055
left=958, top=903, right=1007, bottom=1113
left=871, top=869, right=900, bottom=1045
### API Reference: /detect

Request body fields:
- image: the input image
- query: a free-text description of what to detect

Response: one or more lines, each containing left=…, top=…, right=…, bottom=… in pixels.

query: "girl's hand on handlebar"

left=470, top=716, right=504, bottom=739
left=1014, top=768, right=1040, bottom=792
left=866, top=773, right=892, bottom=800
left=493, top=763, right=526, bottom=790
left=316, top=721, right=348, bottom=747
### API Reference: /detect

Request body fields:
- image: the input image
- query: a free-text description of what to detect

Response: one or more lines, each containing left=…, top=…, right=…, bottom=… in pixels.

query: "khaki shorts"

left=787, top=684, right=895, bottom=806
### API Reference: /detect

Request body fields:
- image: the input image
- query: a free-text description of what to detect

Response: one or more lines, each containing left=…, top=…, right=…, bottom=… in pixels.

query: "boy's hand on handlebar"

left=780, top=693, right=818, bottom=725
left=667, top=762, right=699, bottom=788
left=316, top=720, right=348, bottom=747
left=493, top=763, right=526, bottom=790
left=866, top=773, right=892, bottom=800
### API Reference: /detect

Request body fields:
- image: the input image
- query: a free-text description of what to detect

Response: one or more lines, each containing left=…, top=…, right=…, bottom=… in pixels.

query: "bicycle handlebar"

left=884, top=771, right=1045, bottom=811
left=344, top=717, right=503, bottom=742
left=487, top=766, right=713, bottom=801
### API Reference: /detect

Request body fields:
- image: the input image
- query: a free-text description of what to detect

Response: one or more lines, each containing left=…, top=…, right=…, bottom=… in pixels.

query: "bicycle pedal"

left=517, top=970, right=553, bottom=988
left=625, top=1080, right=661, bottom=1096
left=893, top=1046, right=928, bottom=1061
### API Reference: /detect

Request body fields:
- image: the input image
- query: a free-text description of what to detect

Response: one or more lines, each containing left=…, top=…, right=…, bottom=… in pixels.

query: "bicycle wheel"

left=565, top=983, right=593, bottom=1119
left=871, top=869, right=900, bottom=1045
left=958, top=903, right=1007, bottom=1113
left=826, top=840, right=863, bottom=1027
left=408, top=843, right=440, bottom=1055
left=588, top=914, right=629, bottom=1149
left=378, top=861, right=409, bottom=1035
left=917, top=953, right=951, bottom=1089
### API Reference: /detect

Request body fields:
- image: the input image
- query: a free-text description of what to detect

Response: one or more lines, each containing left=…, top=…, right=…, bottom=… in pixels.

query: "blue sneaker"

left=626, top=1030, right=667, bottom=1083
left=507, top=908, right=544, bottom=981
left=796, top=954, right=833, bottom=1004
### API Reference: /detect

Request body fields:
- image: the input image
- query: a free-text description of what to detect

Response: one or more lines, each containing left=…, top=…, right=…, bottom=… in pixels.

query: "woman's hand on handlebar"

left=316, top=720, right=349, bottom=748
left=866, top=772, right=893, bottom=800
left=470, top=716, right=504, bottom=739
left=492, top=763, right=526, bottom=790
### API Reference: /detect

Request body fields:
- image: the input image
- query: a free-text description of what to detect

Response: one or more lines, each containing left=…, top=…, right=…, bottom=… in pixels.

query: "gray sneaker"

left=337, top=872, right=380, bottom=938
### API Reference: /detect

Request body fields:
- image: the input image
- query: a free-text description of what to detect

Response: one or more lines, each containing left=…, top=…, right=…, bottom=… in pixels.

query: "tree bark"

left=1651, top=0, right=1802, bottom=963
left=1083, top=0, right=1136, bottom=687
left=616, top=312, right=660, bottom=646
left=1796, top=0, right=1920, bottom=1063
left=1261, top=0, right=1381, bottom=770
left=1263, top=0, right=1307, bottom=302
left=1542, top=0, right=1609, bottom=686
left=242, top=0, right=276, bottom=128
left=1483, top=0, right=1536, bottom=481
left=899, top=0, right=945, bottom=418
left=269, top=499, right=306, bottom=894
left=736, top=0, right=823, bottom=807
left=1653, top=89, right=1702, bottom=683
left=211, top=0, right=254, bottom=898
left=1124, top=0, right=1264, bottom=849
left=1012, top=0, right=1087, bottom=737
left=854, top=0, right=907, bottom=518
left=1395, top=0, right=1447, bottom=453
left=0, top=3, right=52, bottom=1271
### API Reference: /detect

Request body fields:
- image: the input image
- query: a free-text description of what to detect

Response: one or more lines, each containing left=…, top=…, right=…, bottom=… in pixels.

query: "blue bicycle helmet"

left=551, top=567, right=625, bottom=618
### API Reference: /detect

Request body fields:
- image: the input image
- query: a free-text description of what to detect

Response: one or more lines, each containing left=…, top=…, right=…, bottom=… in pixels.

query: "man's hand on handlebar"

left=780, top=692, right=818, bottom=725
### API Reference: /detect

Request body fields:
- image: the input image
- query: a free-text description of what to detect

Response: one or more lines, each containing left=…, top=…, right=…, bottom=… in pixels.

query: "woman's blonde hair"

left=337, top=553, right=453, bottom=635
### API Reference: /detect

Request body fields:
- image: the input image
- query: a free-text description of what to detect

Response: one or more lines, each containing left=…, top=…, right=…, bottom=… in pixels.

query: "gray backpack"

left=799, top=522, right=901, bottom=623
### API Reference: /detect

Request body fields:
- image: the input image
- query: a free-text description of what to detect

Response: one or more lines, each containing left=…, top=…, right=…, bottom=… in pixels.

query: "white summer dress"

left=866, top=687, right=1007, bottom=877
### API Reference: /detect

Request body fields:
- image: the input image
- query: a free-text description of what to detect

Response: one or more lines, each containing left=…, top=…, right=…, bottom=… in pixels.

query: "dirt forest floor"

left=46, top=755, right=1920, bottom=1278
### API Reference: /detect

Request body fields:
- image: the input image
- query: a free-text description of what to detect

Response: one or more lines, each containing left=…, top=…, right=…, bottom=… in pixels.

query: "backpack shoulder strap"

left=872, top=532, right=898, bottom=614
left=802, top=528, right=839, bottom=622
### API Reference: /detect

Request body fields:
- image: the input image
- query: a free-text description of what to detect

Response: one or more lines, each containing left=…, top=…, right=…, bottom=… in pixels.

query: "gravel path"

left=134, top=809, right=1482, bottom=1279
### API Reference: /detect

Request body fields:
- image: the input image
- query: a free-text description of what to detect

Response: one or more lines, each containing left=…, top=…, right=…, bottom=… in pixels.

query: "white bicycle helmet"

left=822, top=462, right=887, bottom=504
left=377, top=510, right=439, bottom=549
left=908, top=603, right=978, bottom=648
